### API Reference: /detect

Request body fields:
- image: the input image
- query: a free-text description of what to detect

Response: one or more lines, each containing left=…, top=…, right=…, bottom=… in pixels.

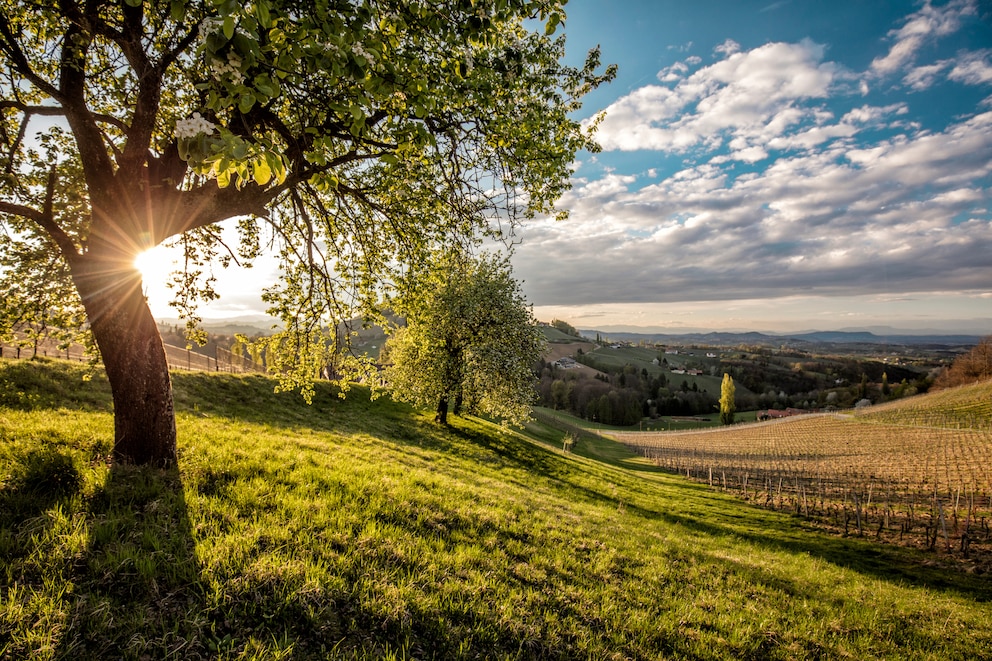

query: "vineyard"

left=854, top=378, right=992, bottom=430
left=609, top=381, right=992, bottom=563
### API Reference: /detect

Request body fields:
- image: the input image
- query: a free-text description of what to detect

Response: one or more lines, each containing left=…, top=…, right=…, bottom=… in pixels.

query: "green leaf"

left=256, top=1, right=272, bottom=28
left=170, top=0, right=185, bottom=21
left=239, top=93, right=255, bottom=113
left=253, top=74, right=278, bottom=98
left=223, top=16, right=236, bottom=40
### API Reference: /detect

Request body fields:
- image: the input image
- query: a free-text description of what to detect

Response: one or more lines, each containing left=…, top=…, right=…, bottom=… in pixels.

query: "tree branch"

left=0, top=169, right=81, bottom=262
left=113, top=1, right=162, bottom=176
left=0, top=13, right=63, bottom=101
left=0, top=101, right=130, bottom=132
left=57, top=7, right=117, bottom=194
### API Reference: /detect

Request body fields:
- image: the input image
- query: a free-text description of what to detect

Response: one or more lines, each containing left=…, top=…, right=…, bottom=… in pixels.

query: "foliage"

left=0, top=227, right=91, bottom=356
left=2, top=359, right=992, bottom=659
left=550, top=318, right=580, bottom=337
left=537, top=356, right=719, bottom=423
left=0, top=0, right=615, bottom=461
left=720, top=372, right=736, bottom=425
left=383, top=251, right=545, bottom=425
left=934, top=335, right=992, bottom=389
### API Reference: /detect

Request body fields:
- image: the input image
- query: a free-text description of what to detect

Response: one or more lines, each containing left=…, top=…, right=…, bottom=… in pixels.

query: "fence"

left=0, top=336, right=266, bottom=375
left=0, top=338, right=88, bottom=362
left=163, top=342, right=267, bottom=374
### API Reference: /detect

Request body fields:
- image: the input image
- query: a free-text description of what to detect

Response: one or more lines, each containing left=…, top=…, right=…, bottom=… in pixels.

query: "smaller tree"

left=384, top=251, right=545, bottom=426
left=720, top=373, right=736, bottom=425
left=551, top=318, right=580, bottom=337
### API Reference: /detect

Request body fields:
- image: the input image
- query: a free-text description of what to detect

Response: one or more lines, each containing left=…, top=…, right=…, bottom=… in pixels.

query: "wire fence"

left=0, top=336, right=266, bottom=375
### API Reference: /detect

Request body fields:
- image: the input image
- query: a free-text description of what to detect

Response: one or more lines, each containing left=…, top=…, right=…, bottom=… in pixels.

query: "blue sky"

left=507, top=0, right=992, bottom=333
left=141, top=0, right=992, bottom=334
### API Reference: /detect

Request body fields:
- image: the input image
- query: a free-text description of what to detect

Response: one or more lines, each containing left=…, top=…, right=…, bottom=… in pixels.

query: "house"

left=757, top=408, right=814, bottom=421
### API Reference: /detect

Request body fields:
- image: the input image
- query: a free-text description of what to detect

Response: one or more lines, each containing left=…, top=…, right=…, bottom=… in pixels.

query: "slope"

left=0, top=359, right=989, bottom=660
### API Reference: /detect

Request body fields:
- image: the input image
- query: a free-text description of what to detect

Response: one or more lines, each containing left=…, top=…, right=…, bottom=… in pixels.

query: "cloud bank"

left=513, top=1, right=991, bottom=314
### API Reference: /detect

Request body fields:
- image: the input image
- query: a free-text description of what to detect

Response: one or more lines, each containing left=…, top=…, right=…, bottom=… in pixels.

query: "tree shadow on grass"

left=56, top=464, right=207, bottom=659
left=450, top=418, right=992, bottom=603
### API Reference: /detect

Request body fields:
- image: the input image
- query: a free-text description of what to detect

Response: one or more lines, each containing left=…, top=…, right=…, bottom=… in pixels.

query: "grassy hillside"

left=1, top=359, right=990, bottom=660
left=579, top=345, right=756, bottom=396
left=538, top=326, right=583, bottom=344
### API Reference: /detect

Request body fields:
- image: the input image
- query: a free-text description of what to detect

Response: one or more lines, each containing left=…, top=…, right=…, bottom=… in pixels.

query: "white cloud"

left=842, top=103, right=909, bottom=124
left=904, top=61, right=951, bottom=90
left=871, top=0, right=977, bottom=77
left=714, top=39, right=740, bottom=56
left=657, top=61, right=689, bottom=83
left=592, top=39, right=840, bottom=153
left=949, top=50, right=992, bottom=85
left=523, top=3, right=992, bottom=326
left=518, top=108, right=992, bottom=307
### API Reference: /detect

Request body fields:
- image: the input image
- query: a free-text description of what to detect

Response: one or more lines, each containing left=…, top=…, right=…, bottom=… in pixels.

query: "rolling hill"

left=1, top=359, right=990, bottom=659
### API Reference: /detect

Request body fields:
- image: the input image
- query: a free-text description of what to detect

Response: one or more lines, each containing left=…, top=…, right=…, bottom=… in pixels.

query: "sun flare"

left=133, top=245, right=179, bottom=284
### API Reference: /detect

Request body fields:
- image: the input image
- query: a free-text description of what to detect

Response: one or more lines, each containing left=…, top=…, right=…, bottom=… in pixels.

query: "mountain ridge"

left=580, top=328, right=985, bottom=347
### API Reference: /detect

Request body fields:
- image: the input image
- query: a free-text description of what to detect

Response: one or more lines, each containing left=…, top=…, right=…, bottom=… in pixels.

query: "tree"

left=0, top=0, right=614, bottom=465
left=933, top=336, right=992, bottom=389
left=550, top=318, right=579, bottom=337
left=383, top=251, right=545, bottom=426
left=719, top=372, right=735, bottom=425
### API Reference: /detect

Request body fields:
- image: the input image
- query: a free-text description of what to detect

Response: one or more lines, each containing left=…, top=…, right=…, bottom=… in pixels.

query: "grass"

left=1, top=358, right=991, bottom=659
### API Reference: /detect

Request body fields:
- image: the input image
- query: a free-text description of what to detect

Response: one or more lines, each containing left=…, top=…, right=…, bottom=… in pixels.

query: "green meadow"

left=1, top=359, right=990, bottom=660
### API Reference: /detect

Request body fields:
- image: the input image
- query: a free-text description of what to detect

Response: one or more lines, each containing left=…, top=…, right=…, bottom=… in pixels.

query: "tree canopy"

left=719, top=372, right=735, bottom=425
left=934, top=336, right=992, bottom=389
left=0, top=0, right=614, bottom=464
left=383, top=250, right=545, bottom=426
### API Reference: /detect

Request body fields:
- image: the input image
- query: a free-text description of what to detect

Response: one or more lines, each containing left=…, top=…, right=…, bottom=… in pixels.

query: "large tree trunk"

left=72, top=254, right=177, bottom=466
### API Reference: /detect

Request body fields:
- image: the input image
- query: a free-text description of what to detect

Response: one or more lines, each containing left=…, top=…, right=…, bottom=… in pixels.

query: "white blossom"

left=208, top=50, right=245, bottom=84
left=198, top=17, right=223, bottom=40
left=175, top=112, right=216, bottom=139
left=352, top=42, right=373, bottom=63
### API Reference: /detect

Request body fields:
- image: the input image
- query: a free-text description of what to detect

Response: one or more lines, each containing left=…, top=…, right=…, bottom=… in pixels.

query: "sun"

left=133, top=245, right=180, bottom=285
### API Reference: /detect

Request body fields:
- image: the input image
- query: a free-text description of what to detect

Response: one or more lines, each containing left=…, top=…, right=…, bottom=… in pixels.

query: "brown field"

left=609, top=381, right=992, bottom=563
left=543, top=340, right=602, bottom=375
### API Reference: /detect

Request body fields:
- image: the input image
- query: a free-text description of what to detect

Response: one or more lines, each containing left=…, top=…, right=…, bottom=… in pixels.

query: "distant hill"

left=156, top=316, right=279, bottom=337
left=581, top=329, right=985, bottom=348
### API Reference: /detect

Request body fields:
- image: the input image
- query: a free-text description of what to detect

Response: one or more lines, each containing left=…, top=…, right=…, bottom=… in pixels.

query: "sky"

left=141, top=0, right=992, bottom=334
